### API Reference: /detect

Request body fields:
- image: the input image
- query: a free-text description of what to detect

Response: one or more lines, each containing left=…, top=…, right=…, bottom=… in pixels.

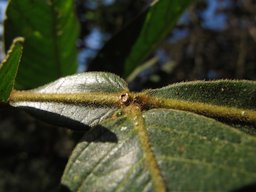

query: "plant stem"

left=9, top=90, right=256, bottom=124
left=145, top=96, right=256, bottom=124
left=9, top=90, right=120, bottom=106
left=126, top=104, right=166, bottom=192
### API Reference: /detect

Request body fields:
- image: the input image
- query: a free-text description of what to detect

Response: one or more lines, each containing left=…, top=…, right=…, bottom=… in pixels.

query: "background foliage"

left=0, top=0, right=256, bottom=191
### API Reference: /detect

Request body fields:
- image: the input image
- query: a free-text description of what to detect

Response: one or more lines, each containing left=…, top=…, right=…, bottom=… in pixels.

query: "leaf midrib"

left=9, top=91, right=256, bottom=124
left=125, top=104, right=166, bottom=192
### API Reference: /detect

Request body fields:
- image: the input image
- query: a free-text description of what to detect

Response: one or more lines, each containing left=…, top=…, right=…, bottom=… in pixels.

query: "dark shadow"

left=87, top=7, right=148, bottom=75
left=82, top=124, right=118, bottom=143
left=18, top=106, right=92, bottom=131
left=58, top=185, right=71, bottom=192
left=232, top=183, right=256, bottom=192
left=16, top=106, right=118, bottom=143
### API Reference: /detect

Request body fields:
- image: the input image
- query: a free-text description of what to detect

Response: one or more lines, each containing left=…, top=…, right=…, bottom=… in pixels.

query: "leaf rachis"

left=9, top=89, right=256, bottom=124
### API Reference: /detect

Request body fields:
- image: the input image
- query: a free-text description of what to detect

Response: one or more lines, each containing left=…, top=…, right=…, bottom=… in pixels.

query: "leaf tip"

left=4, top=37, right=24, bottom=61
left=0, top=37, right=24, bottom=102
left=12, top=37, right=25, bottom=46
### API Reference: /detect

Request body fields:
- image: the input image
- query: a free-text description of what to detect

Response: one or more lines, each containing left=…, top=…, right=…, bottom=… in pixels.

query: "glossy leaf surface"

left=62, top=109, right=256, bottom=191
left=4, top=0, right=79, bottom=89
left=10, top=72, right=128, bottom=129
left=8, top=72, right=256, bottom=191
left=88, top=0, right=192, bottom=77
left=0, top=37, right=23, bottom=102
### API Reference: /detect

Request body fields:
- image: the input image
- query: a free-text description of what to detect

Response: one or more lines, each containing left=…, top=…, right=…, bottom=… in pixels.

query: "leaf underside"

left=4, top=0, right=79, bottom=89
left=61, top=109, right=256, bottom=191
left=9, top=72, right=256, bottom=191
left=147, top=80, right=256, bottom=109
left=10, top=72, right=128, bottom=129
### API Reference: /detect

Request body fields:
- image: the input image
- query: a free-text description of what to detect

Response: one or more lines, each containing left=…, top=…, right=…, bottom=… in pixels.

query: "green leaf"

left=88, top=0, right=192, bottom=77
left=61, top=109, right=256, bottom=191
left=145, top=80, right=256, bottom=125
left=8, top=72, right=256, bottom=191
left=147, top=80, right=256, bottom=110
left=10, top=72, right=128, bottom=129
left=4, top=0, right=79, bottom=89
left=0, top=37, right=24, bottom=102
left=124, top=0, right=192, bottom=77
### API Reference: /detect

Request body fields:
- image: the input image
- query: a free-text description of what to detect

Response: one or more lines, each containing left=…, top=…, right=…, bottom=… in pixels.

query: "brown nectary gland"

left=119, top=92, right=150, bottom=109
left=119, top=93, right=131, bottom=106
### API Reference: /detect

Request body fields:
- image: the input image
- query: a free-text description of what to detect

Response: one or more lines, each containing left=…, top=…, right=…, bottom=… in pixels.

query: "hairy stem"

left=126, top=104, right=166, bottom=192
left=9, top=90, right=256, bottom=123
left=145, top=96, right=256, bottom=123
left=10, top=90, right=120, bottom=106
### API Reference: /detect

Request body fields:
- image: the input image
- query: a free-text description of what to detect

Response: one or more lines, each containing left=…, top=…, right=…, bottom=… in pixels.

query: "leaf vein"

left=159, top=155, right=256, bottom=176
left=77, top=136, right=131, bottom=191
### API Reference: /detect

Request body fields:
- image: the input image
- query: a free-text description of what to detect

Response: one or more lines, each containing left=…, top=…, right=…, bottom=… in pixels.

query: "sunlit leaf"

left=4, top=0, right=79, bottom=89
left=0, top=37, right=23, bottom=102
left=88, top=0, right=192, bottom=77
